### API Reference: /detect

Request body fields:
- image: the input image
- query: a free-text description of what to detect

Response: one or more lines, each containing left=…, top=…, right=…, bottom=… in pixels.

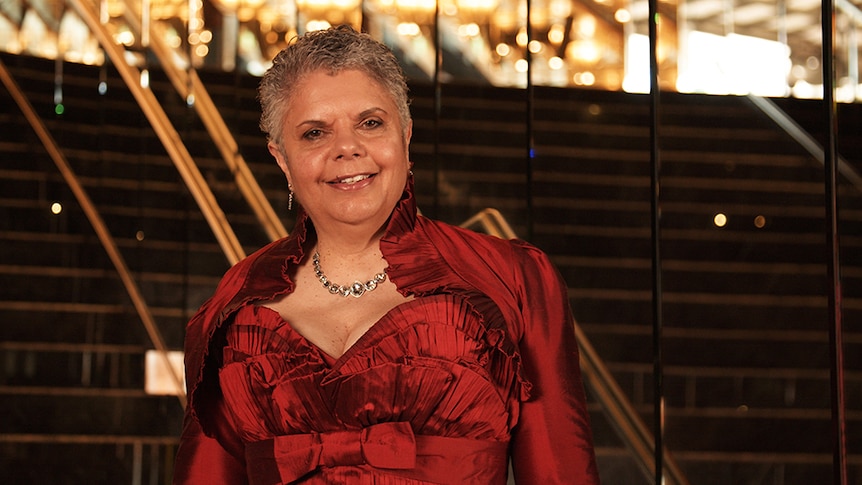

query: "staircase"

left=1, top=52, right=860, bottom=484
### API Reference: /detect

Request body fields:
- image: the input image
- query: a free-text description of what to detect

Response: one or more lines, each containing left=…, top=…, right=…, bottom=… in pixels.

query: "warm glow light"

left=493, top=10, right=516, bottom=30
left=528, top=40, right=542, bottom=54
left=50, top=202, right=63, bottom=215
left=754, top=215, right=766, bottom=228
left=549, top=0, right=571, bottom=18
left=167, top=33, right=182, bottom=48
left=458, top=23, right=480, bottom=37
left=136, top=230, right=146, bottom=241
left=397, top=22, right=421, bottom=36
left=791, top=80, right=822, bottom=99
left=614, top=8, right=631, bottom=23
left=548, top=56, right=564, bottom=70
left=567, top=40, right=600, bottom=64
left=395, top=0, right=436, bottom=11
left=577, top=15, right=596, bottom=37
left=514, top=59, right=528, bottom=72
left=306, top=20, right=332, bottom=31
left=3, top=0, right=852, bottom=97
left=676, top=32, right=791, bottom=97
left=714, top=213, right=727, bottom=227
left=82, top=51, right=100, bottom=65
left=516, top=27, right=528, bottom=47
left=115, top=30, right=135, bottom=46
left=548, top=24, right=565, bottom=45
left=457, top=0, right=497, bottom=11
left=573, top=71, right=595, bottom=86
left=140, top=68, right=150, bottom=88
left=189, top=18, right=204, bottom=32
left=237, top=6, right=256, bottom=21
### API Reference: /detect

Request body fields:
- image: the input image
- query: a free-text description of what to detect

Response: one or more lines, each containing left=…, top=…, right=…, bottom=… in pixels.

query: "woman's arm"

left=173, top=398, right=248, bottom=485
left=509, top=245, right=600, bottom=485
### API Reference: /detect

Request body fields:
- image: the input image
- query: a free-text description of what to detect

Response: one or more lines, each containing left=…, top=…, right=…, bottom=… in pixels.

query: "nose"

left=332, top=127, right=365, bottom=160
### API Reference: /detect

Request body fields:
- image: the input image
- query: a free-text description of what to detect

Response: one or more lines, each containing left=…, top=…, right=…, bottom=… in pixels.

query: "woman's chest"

left=264, top=282, right=414, bottom=359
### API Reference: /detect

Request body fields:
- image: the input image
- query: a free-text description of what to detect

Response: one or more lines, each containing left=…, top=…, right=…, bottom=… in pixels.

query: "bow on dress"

left=245, top=422, right=417, bottom=483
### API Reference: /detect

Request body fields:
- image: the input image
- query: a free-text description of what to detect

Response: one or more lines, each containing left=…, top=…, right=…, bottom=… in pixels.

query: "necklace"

left=312, top=251, right=387, bottom=298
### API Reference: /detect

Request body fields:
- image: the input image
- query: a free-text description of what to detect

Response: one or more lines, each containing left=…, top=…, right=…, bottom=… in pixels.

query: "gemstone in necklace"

left=312, top=251, right=386, bottom=298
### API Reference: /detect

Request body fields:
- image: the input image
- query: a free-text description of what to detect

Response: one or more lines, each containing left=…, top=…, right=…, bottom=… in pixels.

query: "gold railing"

left=0, top=57, right=187, bottom=407
left=68, top=0, right=247, bottom=266
left=118, top=0, right=289, bottom=242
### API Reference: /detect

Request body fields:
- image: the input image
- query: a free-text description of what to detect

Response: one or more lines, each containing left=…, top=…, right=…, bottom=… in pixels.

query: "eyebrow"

left=296, top=106, right=389, bottom=128
left=357, top=107, right=388, bottom=119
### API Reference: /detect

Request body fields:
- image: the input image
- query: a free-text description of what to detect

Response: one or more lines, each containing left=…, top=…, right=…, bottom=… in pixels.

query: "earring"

left=288, top=184, right=294, bottom=211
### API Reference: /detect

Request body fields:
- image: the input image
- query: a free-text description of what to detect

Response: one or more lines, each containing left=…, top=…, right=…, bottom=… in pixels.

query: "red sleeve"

left=173, top=398, right=248, bottom=484
left=509, top=244, right=600, bottom=484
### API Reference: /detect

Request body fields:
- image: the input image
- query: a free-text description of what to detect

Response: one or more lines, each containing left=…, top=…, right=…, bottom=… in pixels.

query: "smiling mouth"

left=332, top=174, right=374, bottom=185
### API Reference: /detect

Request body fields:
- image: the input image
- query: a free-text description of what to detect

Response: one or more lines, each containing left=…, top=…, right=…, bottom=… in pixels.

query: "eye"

left=303, top=128, right=323, bottom=140
left=361, top=118, right=383, bottom=129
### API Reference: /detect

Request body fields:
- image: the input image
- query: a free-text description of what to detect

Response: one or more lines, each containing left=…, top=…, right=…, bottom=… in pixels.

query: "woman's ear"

left=268, top=141, right=292, bottom=185
left=403, top=119, right=413, bottom=165
left=405, top=119, right=413, bottom=146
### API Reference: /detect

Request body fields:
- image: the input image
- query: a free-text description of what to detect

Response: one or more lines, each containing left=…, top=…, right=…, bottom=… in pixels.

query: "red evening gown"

left=173, top=178, right=600, bottom=485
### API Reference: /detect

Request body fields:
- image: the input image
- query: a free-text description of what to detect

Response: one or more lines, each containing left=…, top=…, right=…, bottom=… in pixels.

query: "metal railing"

left=68, top=0, right=246, bottom=267
left=0, top=57, right=187, bottom=407
left=116, top=0, right=288, bottom=242
left=747, top=94, right=862, bottom=191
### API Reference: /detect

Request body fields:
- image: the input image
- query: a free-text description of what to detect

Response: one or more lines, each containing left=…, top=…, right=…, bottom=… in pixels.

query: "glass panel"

left=655, top=7, right=861, bottom=479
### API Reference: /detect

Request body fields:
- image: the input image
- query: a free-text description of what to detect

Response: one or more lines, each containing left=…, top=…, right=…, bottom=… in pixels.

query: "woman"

left=174, top=25, right=599, bottom=484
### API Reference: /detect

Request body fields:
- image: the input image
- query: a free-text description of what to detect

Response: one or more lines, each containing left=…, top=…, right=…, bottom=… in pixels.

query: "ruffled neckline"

left=220, top=292, right=519, bottom=441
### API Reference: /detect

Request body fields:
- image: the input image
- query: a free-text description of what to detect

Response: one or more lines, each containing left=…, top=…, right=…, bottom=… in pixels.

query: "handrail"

left=118, top=1, right=288, bottom=242
left=68, top=0, right=246, bottom=266
left=459, top=208, right=518, bottom=239
left=0, top=57, right=187, bottom=407
left=459, top=209, right=690, bottom=485
left=747, top=94, right=862, bottom=192
left=837, top=0, right=862, bottom=25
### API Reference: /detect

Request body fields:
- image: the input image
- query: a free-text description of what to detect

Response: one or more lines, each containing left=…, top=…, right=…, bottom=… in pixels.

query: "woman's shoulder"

left=215, top=235, right=300, bottom=288
left=418, top=215, right=550, bottom=266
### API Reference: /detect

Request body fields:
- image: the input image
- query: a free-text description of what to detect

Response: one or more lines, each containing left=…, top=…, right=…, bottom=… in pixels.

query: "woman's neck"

left=310, top=221, right=388, bottom=276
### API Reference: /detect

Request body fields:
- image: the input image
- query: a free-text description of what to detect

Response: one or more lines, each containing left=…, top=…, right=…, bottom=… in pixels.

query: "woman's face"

left=269, top=69, right=412, bottom=234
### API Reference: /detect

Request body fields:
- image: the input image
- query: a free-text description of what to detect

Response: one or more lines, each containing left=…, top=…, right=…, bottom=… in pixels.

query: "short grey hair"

left=258, top=25, right=411, bottom=146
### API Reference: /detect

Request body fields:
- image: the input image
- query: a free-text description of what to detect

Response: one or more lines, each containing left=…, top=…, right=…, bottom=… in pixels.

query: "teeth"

left=337, top=174, right=370, bottom=184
